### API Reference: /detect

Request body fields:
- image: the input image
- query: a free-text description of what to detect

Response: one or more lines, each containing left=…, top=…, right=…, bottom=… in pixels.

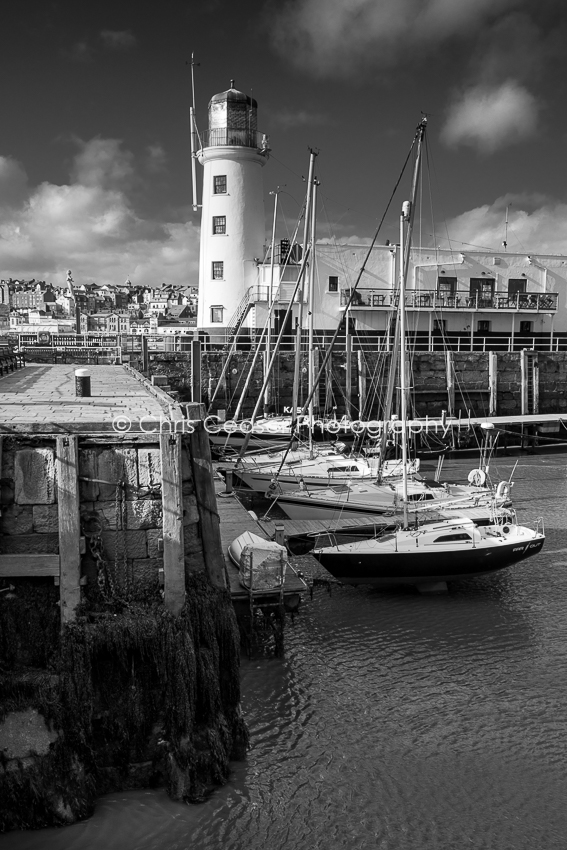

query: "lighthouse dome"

left=209, top=84, right=257, bottom=109
left=208, top=82, right=258, bottom=143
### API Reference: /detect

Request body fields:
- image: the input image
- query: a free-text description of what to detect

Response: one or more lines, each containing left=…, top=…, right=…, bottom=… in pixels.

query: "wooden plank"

left=56, top=436, right=81, bottom=625
left=0, top=554, right=60, bottom=577
left=160, top=433, right=186, bottom=615
left=188, top=424, right=227, bottom=589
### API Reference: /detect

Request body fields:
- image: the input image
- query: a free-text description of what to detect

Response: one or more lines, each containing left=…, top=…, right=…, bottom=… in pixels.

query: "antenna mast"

left=190, top=53, right=201, bottom=212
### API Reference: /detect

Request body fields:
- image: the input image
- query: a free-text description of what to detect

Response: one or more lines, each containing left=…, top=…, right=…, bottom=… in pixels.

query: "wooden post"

left=520, top=349, right=528, bottom=414
left=56, top=436, right=81, bottom=626
left=188, top=420, right=227, bottom=589
left=345, top=332, right=352, bottom=419
left=532, top=353, right=539, bottom=414
left=160, top=433, right=186, bottom=615
left=141, top=334, right=149, bottom=375
left=357, top=350, right=366, bottom=420
left=488, top=351, right=498, bottom=416
left=191, top=338, right=202, bottom=403
left=445, top=350, right=455, bottom=418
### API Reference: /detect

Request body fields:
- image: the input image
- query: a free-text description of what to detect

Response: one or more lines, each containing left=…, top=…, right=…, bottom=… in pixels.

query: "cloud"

left=271, top=109, right=331, bottom=130
left=440, top=81, right=539, bottom=153
left=441, top=195, right=567, bottom=255
left=100, top=30, right=137, bottom=50
left=0, top=142, right=199, bottom=287
left=0, top=157, right=29, bottom=208
left=268, top=0, right=520, bottom=76
left=145, top=144, right=168, bottom=174
left=69, top=41, right=93, bottom=63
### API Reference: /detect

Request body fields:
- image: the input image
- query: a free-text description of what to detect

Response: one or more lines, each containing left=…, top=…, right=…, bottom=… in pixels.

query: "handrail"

left=340, top=288, right=558, bottom=311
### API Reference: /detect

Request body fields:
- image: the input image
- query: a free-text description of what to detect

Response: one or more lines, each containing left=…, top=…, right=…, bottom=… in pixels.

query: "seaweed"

left=0, top=572, right=249, bottom=830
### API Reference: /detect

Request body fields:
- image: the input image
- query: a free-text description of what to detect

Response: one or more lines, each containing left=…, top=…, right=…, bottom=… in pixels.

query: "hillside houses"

left=2, top=277, right=197, bottom=336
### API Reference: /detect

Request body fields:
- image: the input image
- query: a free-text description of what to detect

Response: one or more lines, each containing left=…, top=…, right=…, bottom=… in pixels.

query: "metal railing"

left=194, top=330, right=567, bottom=354
left=199, top=128, right=264, bottom=149
left=341, top=288, right=559, bottom=312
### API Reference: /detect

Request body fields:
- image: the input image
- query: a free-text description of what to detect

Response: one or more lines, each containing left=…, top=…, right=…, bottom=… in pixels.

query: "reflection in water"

left=3, top=456, right=567, bottom=850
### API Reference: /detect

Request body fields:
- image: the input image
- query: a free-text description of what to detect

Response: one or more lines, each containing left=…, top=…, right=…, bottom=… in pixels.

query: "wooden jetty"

left=214, top=476, right=308, bottom=606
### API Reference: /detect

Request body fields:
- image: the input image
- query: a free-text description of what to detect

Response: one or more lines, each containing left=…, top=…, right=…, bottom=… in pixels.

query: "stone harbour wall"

left=0, top=432, right=246, bottom=832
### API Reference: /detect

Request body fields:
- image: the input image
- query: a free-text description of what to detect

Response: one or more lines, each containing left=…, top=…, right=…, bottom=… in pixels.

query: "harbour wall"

left=0, top=423, right=247, bottom=831
left=120, top=350, right=567, bottom=419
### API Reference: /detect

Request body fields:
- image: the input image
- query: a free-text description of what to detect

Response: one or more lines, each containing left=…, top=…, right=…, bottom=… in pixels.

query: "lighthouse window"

left=213, top=216, right=226, bottom=235
left=212, top=262, right=224, bottom=279
left=213, top=175, right=227, bottom=194
left=210, top=306, right=224, bottom=323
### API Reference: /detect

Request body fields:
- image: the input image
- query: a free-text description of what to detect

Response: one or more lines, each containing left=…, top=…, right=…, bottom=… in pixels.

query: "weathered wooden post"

left=56, top=436, right=81, bottom=626
left=488, top=351, right=498, bottom=417
left=160, top=432, right=186, bottom=615
left=187, top=403, right=227, bottom=589
left=191, top=338, right=202, bottom=403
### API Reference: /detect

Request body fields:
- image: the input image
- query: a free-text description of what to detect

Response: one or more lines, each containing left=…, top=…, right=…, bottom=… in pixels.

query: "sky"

left=1, top=0, right=566, bottom=288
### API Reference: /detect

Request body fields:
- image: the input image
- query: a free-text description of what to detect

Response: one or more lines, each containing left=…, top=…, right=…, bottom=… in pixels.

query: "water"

left=3, top=455, right=567, bottom=850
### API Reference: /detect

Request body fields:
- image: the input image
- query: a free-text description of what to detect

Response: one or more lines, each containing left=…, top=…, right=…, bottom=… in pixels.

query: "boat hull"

left=313, top=536, right=545, bottom=586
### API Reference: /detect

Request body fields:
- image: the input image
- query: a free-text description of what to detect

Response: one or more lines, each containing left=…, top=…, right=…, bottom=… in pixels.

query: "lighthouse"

left=196, top=82, right=269, bottom=336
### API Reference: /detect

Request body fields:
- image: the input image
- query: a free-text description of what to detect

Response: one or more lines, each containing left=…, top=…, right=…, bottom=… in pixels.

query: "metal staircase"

left=223, top=289, right=253, bottom=350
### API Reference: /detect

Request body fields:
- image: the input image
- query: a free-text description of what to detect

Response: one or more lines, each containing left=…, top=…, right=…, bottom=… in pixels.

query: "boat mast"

left=399, top=201, right=410, bottom=529
left=291, top=149, right=317, bottom=421
left=379, top=117, right=427, bottom=474
left=308, top=175, right=319, bottom=457
left=264, top=187, right=281, bottom=416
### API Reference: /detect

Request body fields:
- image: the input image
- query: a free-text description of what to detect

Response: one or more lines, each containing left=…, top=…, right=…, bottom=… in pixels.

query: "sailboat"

left=307, top=118, right=545, bottom=589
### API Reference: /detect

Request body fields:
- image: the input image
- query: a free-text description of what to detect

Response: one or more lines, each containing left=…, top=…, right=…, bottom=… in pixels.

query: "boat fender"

left=496, top=481, right=511, bottom=500
left=467, top=468, right=486, bottom=486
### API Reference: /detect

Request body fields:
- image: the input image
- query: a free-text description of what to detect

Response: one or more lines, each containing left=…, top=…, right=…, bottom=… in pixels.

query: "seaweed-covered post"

left=160, top=432, right=186, bottom=615
left=56, top=436, right=81, bottom=625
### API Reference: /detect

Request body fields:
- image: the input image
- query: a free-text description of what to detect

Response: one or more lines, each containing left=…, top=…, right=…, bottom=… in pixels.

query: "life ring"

left=467, top=468, right=486, bottom=487
left=496, top=481, right=511, bottom=500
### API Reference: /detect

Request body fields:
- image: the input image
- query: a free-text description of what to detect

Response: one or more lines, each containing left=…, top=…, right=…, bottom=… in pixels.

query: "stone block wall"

left=0, top=436, right=207, bottom=599
left=197, top=350, right=567, bottom=420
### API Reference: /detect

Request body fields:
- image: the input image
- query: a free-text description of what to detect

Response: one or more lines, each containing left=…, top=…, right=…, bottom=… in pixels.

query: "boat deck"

left=214, top=476, right=308, bottom=601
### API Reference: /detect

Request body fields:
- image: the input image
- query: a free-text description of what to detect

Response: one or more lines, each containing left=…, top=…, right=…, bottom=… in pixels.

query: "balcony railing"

left=248, top=284, right=307, bottom=303
left=199, top=128, right=265, bottom=149
left=340, top=288, right=558, bottom=312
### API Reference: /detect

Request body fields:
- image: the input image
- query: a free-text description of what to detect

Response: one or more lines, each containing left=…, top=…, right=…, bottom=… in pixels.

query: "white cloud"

left=271, top=109, right=331, bottom=130
left=442, top=196, right=567, bottom=255
left=100, top=30, right=137, bottom=50
left=71, top=138, right=135, bottom=189
left=269, top=0, right=519, bottom=76
left=0, top=142, right=199, bottom=287
left=440, top=81, right=539, bottom=153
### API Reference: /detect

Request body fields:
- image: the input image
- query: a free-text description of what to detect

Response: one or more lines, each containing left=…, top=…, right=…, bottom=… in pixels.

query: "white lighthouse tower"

left=196, top=82, right=269, bottom=336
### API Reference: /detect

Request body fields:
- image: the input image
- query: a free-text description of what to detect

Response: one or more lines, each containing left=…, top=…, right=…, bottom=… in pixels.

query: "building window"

left=212, top=216, right=226, bottom=235
left=520, top=320, right=532, bottom=333
left=470, top=278, right=495, bottom=307
left=213, top=175, right=227, bottom=194
left=477, top=320, right=491, bottom=333
left=508, top=279, right=527, bottom=295
left=211, top=306, right=223, bottom=323
left=433, top=319, right=446, bottom=333
left=212, top=262, right=224, bottom=280
left=328, top=276, right=339, bottom=292
left=438, top=276, right=457, bottom=296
